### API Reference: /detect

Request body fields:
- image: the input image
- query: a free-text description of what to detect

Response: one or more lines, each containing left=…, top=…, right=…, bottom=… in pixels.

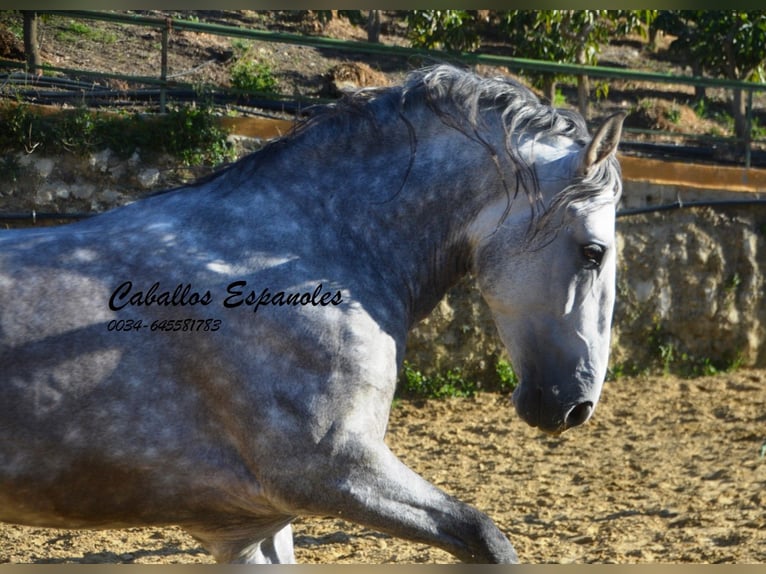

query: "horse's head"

left=471, top=112, right=625, bottom=434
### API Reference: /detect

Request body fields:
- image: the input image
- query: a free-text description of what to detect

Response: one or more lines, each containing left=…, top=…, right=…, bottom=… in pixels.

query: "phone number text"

left=107, top=318, right=222, bottom=333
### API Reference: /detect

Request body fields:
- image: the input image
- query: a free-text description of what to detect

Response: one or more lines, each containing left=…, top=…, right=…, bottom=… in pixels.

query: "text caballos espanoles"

left=109, top=280, right=343, bottom=314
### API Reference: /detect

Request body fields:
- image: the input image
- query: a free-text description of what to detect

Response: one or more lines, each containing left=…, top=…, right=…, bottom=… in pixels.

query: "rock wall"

left=612, top=206, right=766, bottom=372
left=2, top=149, right=189, bottom=218
left=0, top=137, right=259, bottom=221
left=3, top=149, right=765, bottom=380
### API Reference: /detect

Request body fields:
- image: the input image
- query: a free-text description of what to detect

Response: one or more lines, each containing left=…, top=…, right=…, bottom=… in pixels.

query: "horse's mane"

left=205, top=65, right=621, bottom=233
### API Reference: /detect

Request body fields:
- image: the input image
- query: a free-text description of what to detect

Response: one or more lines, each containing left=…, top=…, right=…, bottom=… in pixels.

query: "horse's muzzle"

left=511, top=385, right=594, bottom=435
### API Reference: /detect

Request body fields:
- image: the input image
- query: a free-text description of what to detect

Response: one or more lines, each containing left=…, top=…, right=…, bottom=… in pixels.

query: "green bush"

left=0, top=102, right=235, bottom=167
left=230, top=58, right=279, bottom=95
left=161, top=104, right=235, bottom=166
left=398, top=362, right=478, bottom=399
left=397, top=358, right=518, bottom=399
left=495, top=359, right=519, bottom=393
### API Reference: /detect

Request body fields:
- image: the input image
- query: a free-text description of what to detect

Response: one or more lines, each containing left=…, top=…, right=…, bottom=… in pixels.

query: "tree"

left=650, top=11, right=706, bottom=101
left=22, top=11, right=41, bottom=76
left=407, top=10, right=655, bottom=117
left=406, top=10, right=482, bottom=53
left=367, top=10, right=380, bottom=43
left=654, top=10, right=766, bottom=146
left=500, top=11, right=655, bottom=117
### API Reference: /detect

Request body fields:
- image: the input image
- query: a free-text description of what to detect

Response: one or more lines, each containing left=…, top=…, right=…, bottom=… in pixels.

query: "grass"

left=665, top=102, right=682, bottom=124
left=398, top=326, right=745, bottom=399
left=55, top=19, right=117, bottom=44
left=692, top=97, right=739, bottom=137
left=608, top=319, right=745, bottom=381
left=397, top=358, right=518, bottom=399
left=398, top=362, right=478, bottom=399
left=0, top=102, right=236, bottom=167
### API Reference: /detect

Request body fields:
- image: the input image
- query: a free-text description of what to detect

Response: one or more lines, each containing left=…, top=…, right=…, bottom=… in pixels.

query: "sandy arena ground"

left=1, top=369, right=764, bottom=564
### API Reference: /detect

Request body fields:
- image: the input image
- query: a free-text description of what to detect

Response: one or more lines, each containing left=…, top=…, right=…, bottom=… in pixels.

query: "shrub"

left=0, top=102, right=235, bottom=167
left=495, top=359, right=519, bottom=393
left=398, top=362, right=478, bottom=399
left=230, top=58, right=279, bottom=95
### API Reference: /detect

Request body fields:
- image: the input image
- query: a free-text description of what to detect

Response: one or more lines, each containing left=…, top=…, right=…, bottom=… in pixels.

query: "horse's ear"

left=581, top=111, right=627, bottom=174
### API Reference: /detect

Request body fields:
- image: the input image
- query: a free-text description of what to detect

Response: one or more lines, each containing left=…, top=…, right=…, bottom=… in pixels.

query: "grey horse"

left=0, top=65, right=625, bottom=563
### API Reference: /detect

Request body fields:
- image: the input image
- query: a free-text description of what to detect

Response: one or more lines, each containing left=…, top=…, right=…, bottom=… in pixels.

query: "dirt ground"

left=1, top=368, right=764, bottom=564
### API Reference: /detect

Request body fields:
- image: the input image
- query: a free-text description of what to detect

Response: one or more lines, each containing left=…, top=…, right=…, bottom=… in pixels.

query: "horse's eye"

left=581, top=244, right=605, bottom=269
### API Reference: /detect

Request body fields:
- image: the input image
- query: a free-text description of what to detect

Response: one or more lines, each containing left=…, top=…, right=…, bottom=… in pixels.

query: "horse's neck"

left=263, top=125, right=498, bottom=326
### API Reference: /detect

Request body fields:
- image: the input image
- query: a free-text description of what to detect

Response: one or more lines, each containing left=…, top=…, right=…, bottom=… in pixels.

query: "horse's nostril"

left=565, top=401, right=593, bottom=429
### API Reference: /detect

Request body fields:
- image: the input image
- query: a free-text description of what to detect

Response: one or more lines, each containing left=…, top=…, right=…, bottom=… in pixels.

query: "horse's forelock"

left=527, top=152, right=622, bottom=248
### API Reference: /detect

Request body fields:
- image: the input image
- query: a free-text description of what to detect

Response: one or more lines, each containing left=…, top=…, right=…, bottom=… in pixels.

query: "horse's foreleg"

left=241, top=523, right=296, bottom=564
left=277, top=442, right=518, bottom=564
left=188, top=519, right=296, bottom=564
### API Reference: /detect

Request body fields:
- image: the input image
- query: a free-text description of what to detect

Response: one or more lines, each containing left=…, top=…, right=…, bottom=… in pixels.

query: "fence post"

left=160, top=17, right=171, bottom=114
left=22, top=11, right=41, bottom=76
left=745, top=89, right=753, bottom=169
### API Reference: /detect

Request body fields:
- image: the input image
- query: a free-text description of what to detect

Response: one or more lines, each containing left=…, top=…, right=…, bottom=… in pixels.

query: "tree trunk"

left=22, top=11, right=41, bottom=76
left=732, top=87, right=748, bottom=153
left=575, top=44, right=589, bottom=119
left=542, top=76, right=557, bottom=106
left=577, top=74, right=590, bottom=119
left=367, top=10, right=380, bottom=43
left=690, top=60, right=706, bottom=102
left=648, top=27, right=659, bottom=52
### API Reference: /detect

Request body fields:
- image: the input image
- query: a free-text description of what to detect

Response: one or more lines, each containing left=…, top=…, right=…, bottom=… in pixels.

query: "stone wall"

left=612, top=206, right=766, bottom=371
left=0, top=137, right=259, bottom=221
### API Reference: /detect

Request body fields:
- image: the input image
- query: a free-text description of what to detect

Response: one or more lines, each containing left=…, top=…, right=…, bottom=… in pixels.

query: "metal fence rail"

left=2, top=10, right=766, bottom=166
left=6, top=197, right=766, bottom=225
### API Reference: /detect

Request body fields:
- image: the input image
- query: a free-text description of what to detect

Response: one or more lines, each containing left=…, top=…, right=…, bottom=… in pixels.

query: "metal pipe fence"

left=2, top=10, right=766, bottom=166
left=6, top=197, right=766, bottom=226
